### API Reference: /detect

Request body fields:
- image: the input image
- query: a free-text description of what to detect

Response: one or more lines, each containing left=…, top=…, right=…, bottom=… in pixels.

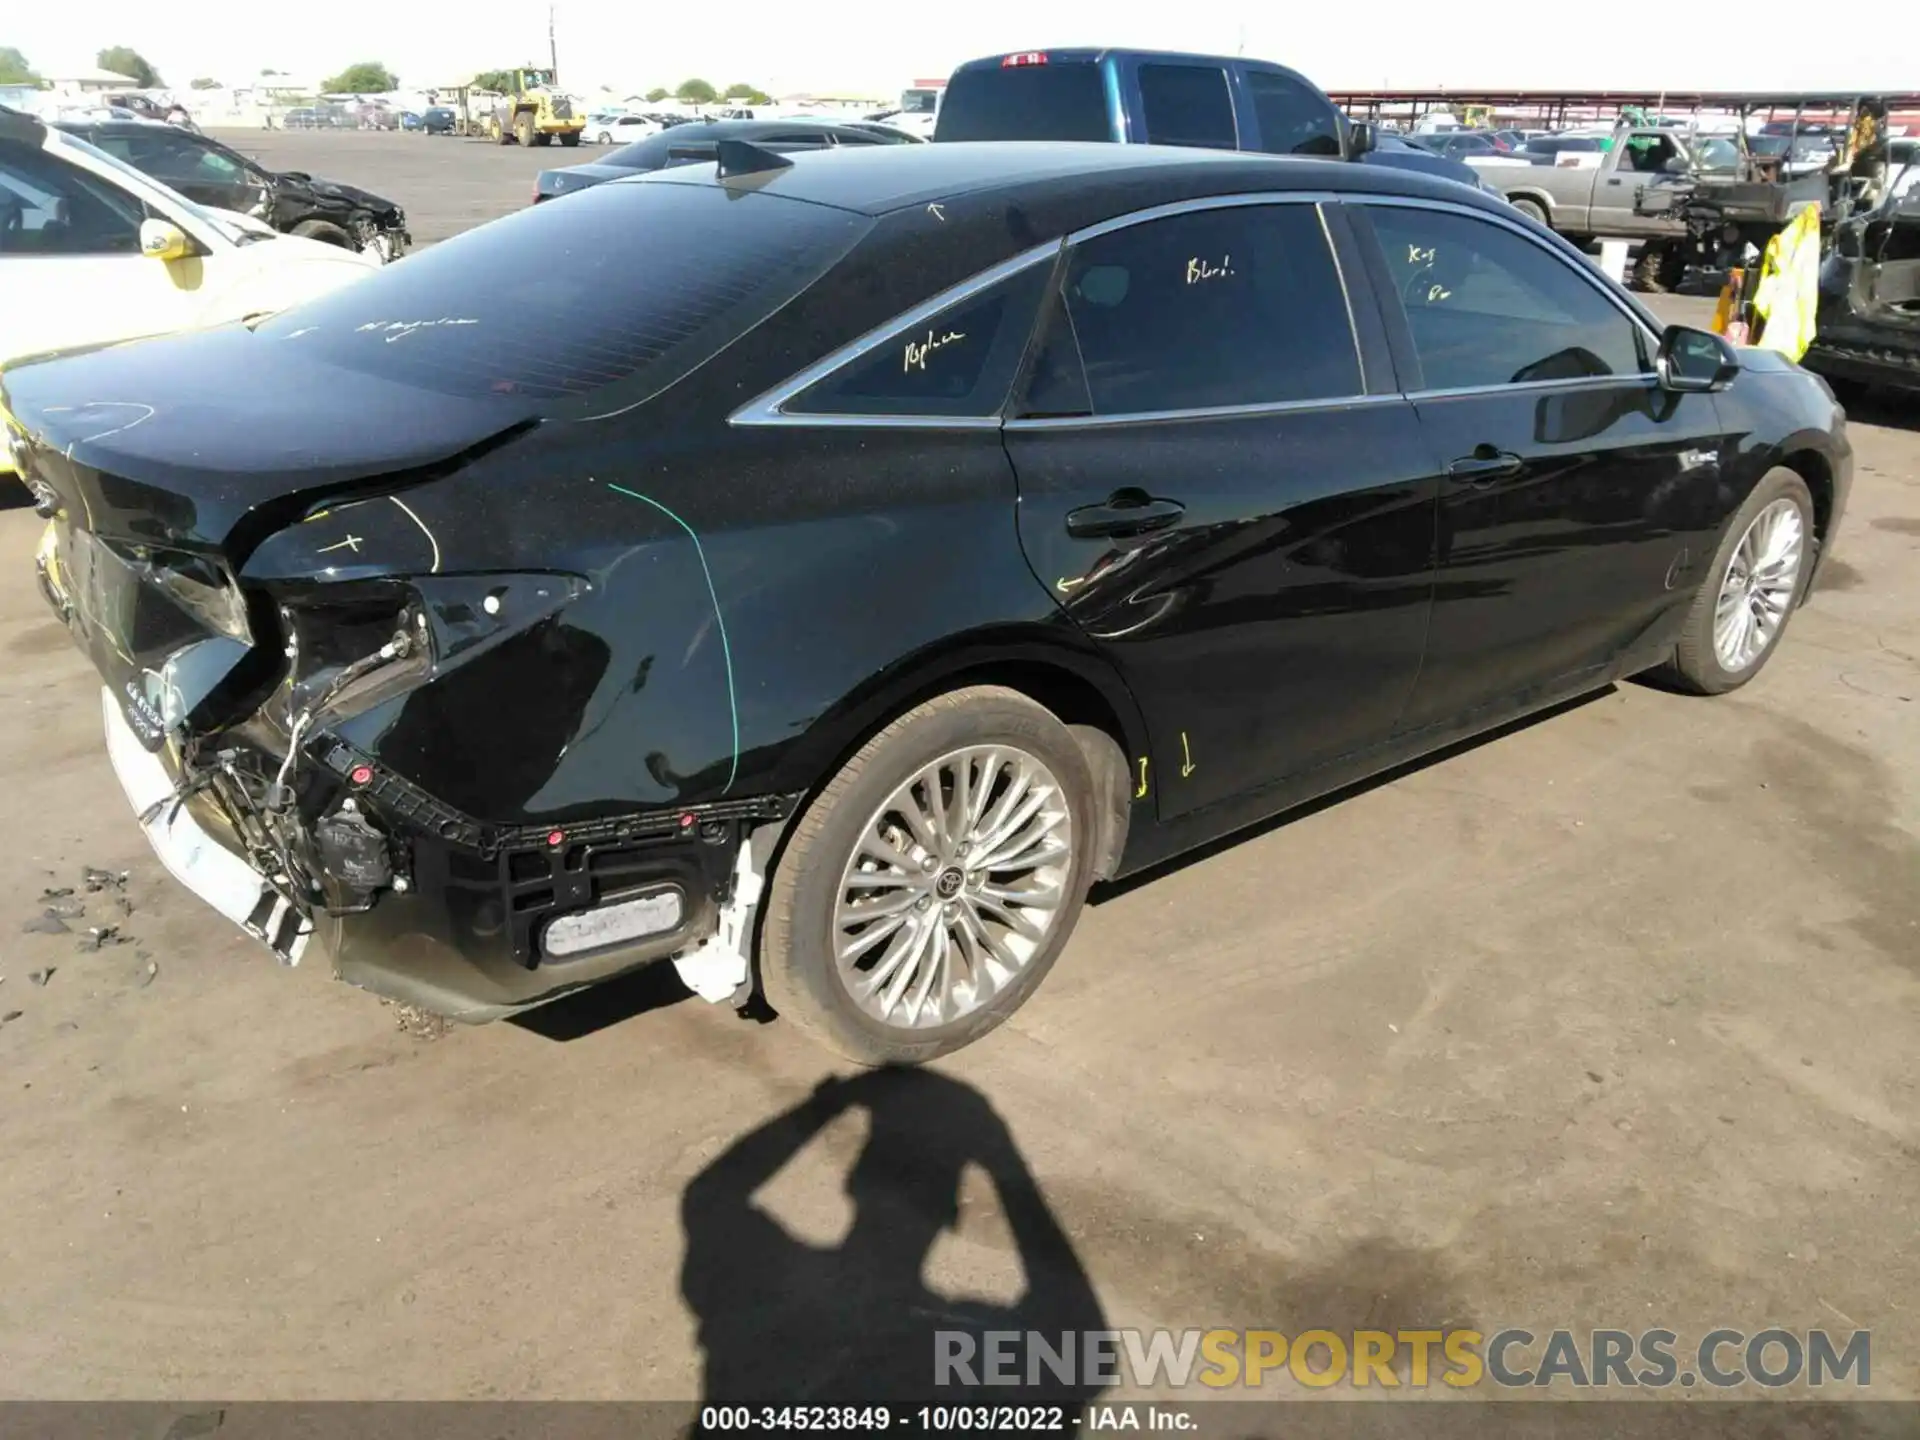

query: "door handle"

left=1447, top=450, right=1525, bottom=486
left=1065, top=490, right=1186, bottom=540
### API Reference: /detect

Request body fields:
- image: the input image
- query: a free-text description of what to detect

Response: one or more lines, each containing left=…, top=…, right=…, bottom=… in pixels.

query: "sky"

left=9, top=0, right=1905, bottom=100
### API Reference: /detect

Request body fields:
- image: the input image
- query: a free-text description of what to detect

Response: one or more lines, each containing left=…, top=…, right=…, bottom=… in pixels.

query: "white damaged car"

left=2, top=106, right=379, bottom=480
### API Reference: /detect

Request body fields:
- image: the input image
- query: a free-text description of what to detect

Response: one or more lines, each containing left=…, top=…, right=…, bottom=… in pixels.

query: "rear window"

left=255, top=179, right=871, bottom=408
left=934, top=64, right=1113, bottom=143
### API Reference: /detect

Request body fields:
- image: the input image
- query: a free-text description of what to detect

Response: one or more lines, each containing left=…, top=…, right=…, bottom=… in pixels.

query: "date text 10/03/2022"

left=697, top=1407, right=1192, bottom=1431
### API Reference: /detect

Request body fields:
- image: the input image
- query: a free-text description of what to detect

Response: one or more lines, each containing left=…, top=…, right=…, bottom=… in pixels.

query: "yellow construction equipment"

left=487, top=69, right=584, bottom=148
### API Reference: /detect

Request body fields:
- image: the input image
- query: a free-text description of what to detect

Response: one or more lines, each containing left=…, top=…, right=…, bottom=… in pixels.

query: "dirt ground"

left=0, top=133, right=1915, bottom=1406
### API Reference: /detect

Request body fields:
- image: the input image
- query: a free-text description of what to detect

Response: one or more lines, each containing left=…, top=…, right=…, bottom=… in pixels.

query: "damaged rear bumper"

left=99, top=681, right=800, bottom=1021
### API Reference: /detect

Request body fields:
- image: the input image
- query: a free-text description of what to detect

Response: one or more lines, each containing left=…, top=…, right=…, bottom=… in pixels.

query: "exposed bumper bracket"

left=673, top=819, right=785, bottom=1006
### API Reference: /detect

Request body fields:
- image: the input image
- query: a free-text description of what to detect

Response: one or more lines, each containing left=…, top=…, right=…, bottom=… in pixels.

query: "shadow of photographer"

left=681, top=1067, right=1108, bottom=1410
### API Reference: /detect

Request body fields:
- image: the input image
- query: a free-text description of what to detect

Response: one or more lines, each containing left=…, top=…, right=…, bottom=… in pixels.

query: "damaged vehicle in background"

left=1, top=108, right=378, bottom=483
left=1804, top=152, right=1920, bottom=395
left=49, top=117, right=411, bottom=261
left=4, top=141, right=1850, bottom=1064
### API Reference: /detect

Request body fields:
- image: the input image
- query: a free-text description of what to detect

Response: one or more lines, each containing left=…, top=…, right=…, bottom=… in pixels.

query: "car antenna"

left=714, top=138, right=793, bottom=181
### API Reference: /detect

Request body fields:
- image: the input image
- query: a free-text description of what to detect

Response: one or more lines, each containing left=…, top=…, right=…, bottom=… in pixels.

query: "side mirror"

left=139, top=218, right=194, bottom=262
left=1657, top=324, right=1740, bottom=393
left=1663, top=155, right=1689, bottom=174
left=1346, top=121, right=1376, bottom=159
left=1835, top=225, right=1862, bottom=258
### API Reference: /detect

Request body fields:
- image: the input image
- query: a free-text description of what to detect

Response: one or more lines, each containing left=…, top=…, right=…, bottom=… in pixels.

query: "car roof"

left=946, top=46, right=1314, bottom=75
left=624, top=139, right=1496, bottom=217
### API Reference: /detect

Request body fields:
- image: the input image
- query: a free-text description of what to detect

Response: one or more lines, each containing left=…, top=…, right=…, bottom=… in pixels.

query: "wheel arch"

left=1506, top=188, right=1554, bottom=220
left=1776, top=444, right=1834, bottom=544
left=771, top=627, right=1151, bottom=882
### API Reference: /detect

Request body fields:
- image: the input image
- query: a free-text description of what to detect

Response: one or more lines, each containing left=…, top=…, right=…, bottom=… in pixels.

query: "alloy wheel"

left=1713, top=497, right=1805, bottom=672
left=832, top=745, right=1075, bottom=1030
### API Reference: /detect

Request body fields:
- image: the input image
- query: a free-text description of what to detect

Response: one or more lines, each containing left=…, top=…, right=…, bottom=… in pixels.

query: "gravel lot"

left=1, top=131, right=1916, bottom=1407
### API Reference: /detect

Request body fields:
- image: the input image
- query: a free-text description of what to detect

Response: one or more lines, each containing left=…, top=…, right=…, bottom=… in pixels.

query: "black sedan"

left=51, top=118, right=410, bottom=260
left=532, top=117, right=918, bottom=202
left=4, top=143, right=1850, bottom=1064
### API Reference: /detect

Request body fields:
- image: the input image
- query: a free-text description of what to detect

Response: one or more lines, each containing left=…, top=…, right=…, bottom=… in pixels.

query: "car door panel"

left=1352, top=201, right=1733, bottom=731
left=1003, top=199, right=1438, bottom=821
left=1010, top=405, right=1438, bottom=818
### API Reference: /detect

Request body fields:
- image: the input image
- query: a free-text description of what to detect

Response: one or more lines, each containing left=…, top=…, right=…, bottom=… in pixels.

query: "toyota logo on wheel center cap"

left=934, top=868, right=964, bottom=899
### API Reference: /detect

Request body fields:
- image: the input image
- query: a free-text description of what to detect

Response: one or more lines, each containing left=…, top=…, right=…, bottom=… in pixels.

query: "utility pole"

left=549, top=3, right=559, bottom=84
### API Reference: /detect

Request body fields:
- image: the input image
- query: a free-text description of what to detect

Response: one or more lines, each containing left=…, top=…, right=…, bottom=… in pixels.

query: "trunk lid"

left=3, top=322, right=536, bottom=555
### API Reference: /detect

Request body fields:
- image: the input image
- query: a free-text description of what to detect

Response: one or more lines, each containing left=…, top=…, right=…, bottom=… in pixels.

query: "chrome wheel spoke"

left=1712, top=499, right=1805, bottom=672
left=895, top=777, right=944, bottom=857
left=831, top=742, right=1075, bottom=1031
left=837, top=911, right=908, bottom=967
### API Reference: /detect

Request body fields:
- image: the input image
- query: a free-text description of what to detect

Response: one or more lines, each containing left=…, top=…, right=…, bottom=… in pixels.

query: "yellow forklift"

left=486, top=68, right=585, bottom=147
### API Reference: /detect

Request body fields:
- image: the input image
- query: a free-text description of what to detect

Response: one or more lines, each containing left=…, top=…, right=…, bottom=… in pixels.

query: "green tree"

left=322, top=61, right=397, bottom=94
left=675, top=77, right=717, bottom=105
left=723, top=83, right=773, bottom=104
left=0, top=47, right=37, bottom=85
left=97, top=46, right=161, bottom=87
left=189, top=76, right=221, bottom=90
left=473, top=69, right=517, bottom=94
left=644, top=87, right=669, bottom=103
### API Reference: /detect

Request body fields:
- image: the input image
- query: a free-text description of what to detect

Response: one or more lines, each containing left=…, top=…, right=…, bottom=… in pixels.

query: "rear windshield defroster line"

left=255, top=180, right=874, bottom=412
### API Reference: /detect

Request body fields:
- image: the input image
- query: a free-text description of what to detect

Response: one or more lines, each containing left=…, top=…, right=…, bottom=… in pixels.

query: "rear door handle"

left=1447, top=450, right=1525, bottom=486
left=1066, top=490, right=1186, bottom=539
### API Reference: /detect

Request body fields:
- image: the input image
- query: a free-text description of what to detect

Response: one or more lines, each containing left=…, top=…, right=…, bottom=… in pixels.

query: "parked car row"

left=0, top=47, right=1859, bottom=1067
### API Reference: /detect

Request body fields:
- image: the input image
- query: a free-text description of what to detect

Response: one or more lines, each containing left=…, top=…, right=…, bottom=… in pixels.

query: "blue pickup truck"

left=934, top=48, right=1496, bottom=194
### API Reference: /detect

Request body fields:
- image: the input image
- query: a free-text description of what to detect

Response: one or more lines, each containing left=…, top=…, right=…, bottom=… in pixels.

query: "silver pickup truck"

left=1472, top=126, right=1696, bottom=285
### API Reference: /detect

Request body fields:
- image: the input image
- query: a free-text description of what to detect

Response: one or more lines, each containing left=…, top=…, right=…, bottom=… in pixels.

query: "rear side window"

left=255, top=179, right=872, bottom=408
left=1139, top=64, right=1236, bottom=149
left=787, top=262, right=1051, bottom=417
left=933, top=64, right=1113, bottom=143
left=1029, top=202, right=1362, bottom=416
left=1246, top=71, right=1342, bottom=157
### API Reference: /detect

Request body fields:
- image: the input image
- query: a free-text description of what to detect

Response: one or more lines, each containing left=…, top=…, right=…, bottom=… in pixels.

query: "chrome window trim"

left=1351, top=193, right=1665, bottom=390
left=1404, top=372, right=1660, bottom=404
left=734, top=188, right=1656, bottom=433
left=1005, top=391, right=1404, bottom=433
left=1315, top=203, right=1368, bottom=392
left=1066, top=189, right=1339, bottom=246
left=728, top=239, right=1064, bottom=429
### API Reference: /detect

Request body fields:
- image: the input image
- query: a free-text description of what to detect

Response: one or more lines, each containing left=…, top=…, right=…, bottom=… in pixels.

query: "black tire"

left=532, top=131, right=553, bottom=147
left=758, top=685, right=1097, bottom=1066
left=513, top=113, right=535, bottom=147
left=1658, top=467, right=1816, bottom=695
left=1509, top=197, right=1549, bottom=228
left=558, top=130, right=581, bottom=147
left=290, top=218, right=354, bottom=248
